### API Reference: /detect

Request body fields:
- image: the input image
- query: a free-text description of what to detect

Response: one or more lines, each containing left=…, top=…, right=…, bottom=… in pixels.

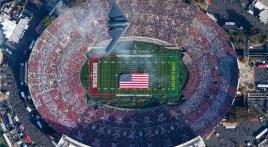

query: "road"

left=8, top=71, right=53, bottom=146
left=3, top=3, right=55, bottom=147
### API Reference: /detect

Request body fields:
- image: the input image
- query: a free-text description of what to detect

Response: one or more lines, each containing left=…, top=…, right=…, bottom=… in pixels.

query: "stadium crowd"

left=27, top=0, right=239, bottom=146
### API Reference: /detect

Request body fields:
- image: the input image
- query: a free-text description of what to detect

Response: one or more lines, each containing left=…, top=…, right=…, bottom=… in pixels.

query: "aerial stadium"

left=27, top=0, right=239, bottom=146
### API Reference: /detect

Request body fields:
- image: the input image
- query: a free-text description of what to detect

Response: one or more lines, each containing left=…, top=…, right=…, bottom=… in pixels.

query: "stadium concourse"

left=27, top=0, right=239, bottom=146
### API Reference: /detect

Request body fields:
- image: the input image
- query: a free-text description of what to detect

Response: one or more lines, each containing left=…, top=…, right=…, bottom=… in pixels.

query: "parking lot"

left=1, top=61, right=53, bottom=146
left=206, top=120, right=266, bottom=146
left=208, top=0, right=268, bottom=34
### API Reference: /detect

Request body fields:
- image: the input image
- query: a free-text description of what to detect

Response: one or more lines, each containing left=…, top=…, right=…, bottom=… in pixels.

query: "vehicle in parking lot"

left=14, top=115, right=20, bottom=122
left=24, top=133, right=32, bottom=144
left=29, top=40, right=36, bottom=50
left=5, top=48, right=12, bottom=55
left=51, top=139, right=57, bottom=146
left=36, top=120, right=43, bottom=129
left=21, top=91, right=26, bottom=98
left=19, top=124, right=25, bottom=131
left=0, top=123, right=7, bottom=132
left=26, top=106, right=32, bottom=113
left=7, top=113, right=14, bottom=127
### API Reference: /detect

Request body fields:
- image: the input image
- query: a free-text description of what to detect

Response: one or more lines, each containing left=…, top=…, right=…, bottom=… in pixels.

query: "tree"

left=228, top=106, right=258, bottom=122
left=43, top=16, right=52, bottom=27
left=240, top=57, right=248, bottom=64
left=238, top=86, right=248, bottom=94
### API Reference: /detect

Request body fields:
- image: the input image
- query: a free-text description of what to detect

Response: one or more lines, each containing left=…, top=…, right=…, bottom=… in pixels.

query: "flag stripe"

left=120, top=82, right=148, bottom=83
left=120, top=85, right=148, bottom=87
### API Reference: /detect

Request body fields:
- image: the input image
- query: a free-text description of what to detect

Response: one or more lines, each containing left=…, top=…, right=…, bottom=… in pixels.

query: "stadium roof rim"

left=101, top=101, right=181, bottom=112
left=116, top=55, right=152, bottom=57
left=89, top=36, right=175, bottom=49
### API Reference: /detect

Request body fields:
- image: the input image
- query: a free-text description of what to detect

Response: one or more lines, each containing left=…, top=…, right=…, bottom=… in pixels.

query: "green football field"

left=81, top=41, right=189, bottom=109
left=94, top=54, right=186, bottom=97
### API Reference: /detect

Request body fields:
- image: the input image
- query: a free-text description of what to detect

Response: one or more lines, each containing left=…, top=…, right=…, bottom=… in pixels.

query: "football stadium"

left=27, top=0, right=239, bottom=146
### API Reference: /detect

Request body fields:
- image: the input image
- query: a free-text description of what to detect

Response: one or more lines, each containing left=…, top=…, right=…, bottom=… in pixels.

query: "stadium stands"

left=28, top=0, right=239, bottom=146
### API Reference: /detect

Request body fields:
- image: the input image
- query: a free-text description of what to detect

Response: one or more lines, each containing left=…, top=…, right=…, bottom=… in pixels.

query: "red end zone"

left=89, top=55, right=115, bottom=97
left=89, top=57, right=98, bottom=96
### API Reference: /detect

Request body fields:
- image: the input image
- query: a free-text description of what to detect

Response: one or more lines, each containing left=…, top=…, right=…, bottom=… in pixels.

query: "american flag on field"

left=119, top=73, right=149, bottom=89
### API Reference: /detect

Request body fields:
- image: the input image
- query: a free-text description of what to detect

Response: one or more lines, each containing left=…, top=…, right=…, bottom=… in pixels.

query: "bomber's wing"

left=106, top=0, right=130, bottom=54
left=108, top=0, right=128, bottom=21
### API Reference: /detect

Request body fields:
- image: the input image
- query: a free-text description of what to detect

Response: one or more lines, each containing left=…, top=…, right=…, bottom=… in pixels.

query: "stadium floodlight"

left=106, top=0, right=130, bottom=54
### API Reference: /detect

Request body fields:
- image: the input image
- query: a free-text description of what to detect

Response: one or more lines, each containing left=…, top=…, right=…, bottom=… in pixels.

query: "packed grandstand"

left=27, top=0, right=239, bottom=146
